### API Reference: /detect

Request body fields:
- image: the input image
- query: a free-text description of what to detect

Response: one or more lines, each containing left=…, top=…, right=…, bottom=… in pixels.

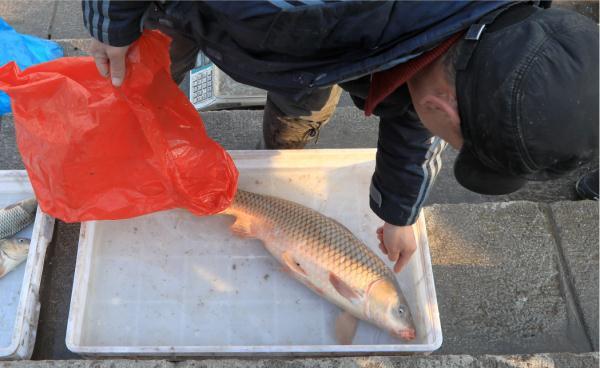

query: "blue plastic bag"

left=0, top=17, right=63, bottom=114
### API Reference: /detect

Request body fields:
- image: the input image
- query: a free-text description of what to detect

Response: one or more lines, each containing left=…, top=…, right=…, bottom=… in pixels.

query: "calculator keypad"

left=190, top=67, right=214, bottom=107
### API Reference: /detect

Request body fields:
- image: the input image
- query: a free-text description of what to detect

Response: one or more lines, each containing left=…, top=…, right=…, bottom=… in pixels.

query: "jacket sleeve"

left=369, top=107, right=447, bottom=226
left=82, top=1, right=150, bottom=46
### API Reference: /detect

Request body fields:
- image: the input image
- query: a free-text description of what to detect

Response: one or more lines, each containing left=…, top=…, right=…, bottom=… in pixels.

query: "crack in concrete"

left=538, top=203, right=594, bottom=351
left=46, top=0, right=59, bottom=40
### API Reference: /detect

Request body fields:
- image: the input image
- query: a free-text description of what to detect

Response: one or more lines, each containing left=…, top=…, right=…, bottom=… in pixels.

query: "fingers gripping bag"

left=0, top=30, right=238, bottom=222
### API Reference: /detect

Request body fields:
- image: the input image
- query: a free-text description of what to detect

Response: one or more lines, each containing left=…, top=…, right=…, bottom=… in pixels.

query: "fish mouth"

left=391, top=328, right=416, bottom=341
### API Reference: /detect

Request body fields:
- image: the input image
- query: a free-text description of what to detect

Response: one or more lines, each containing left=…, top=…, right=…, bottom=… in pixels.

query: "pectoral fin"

left=230, top=216, right=254, bottom=238
left=329, top=272, right=362, bottom=302
left=282, top=251, right=307, bottom=276
left=335, top=311, right=358, bottom=345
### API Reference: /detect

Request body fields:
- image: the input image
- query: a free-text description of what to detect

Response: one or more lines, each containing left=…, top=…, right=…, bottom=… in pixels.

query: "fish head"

left=0, top=238, right=30, bottom=261
left=366, top=278, right=416, bottom=341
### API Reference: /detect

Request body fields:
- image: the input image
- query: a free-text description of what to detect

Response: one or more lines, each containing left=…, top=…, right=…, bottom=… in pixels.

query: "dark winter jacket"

left=82, top=1, right=509, bottom=225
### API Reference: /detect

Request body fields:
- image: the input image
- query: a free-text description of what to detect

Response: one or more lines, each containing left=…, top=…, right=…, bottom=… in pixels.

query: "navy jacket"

left=83, top=1, right=508, bottom=225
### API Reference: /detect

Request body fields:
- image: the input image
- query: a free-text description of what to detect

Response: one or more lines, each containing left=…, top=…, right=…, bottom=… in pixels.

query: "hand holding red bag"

left=0, top=30, right=238, bottom=222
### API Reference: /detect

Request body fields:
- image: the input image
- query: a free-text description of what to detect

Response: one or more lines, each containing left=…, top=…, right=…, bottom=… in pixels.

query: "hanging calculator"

left=189, top=52, right=267, bottom=111
left=189, top=53, right=217, bottom=110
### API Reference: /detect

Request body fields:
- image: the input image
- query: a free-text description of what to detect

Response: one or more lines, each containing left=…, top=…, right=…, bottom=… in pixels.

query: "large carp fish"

left=222, top=190, right=416, bottom=344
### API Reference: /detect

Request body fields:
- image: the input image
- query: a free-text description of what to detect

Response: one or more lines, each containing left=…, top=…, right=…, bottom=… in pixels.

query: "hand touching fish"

left=377, top=223, right=417, bottom=273
left=221, top=190, right=416, bottom=344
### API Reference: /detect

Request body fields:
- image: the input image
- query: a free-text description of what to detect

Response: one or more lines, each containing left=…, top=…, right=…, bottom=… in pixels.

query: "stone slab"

left=199, top=107, right=379, bottom=151
left=49, top=1, right=88, bottom=40
left=423, top=201, right=589, bottom=354
left=550, top=201, right=599, bottom=350
left=0, top=115, right=23, bottom=170
left=0, top=0, right=55, bottom=38
left=426, top=149, right=595, bottom=205
left=0, top=353, right=599, bottom=367
left=55, top=38, right=92, bottom=57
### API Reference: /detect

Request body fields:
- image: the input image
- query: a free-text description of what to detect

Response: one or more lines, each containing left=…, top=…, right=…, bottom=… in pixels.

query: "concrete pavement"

left=425, top=201, right=593, bottom=354
left=0, top=0, right=87, bottom=40
left=550, top=201, right=600, bottom=350
left=0, top=0, right=598, bottom=363
left=1, top=353, right=599, bottom=368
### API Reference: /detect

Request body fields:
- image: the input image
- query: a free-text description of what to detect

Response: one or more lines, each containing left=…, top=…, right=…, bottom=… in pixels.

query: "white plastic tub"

left=66, top=149, right=441, bottom=357
left=0, top=171, right=55, bottom=360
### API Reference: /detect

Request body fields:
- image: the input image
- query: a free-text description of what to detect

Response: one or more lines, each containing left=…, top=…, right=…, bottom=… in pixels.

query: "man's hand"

left=90, top=38, right=130, bottom=87
left=376, top=222, right=417, bottom=273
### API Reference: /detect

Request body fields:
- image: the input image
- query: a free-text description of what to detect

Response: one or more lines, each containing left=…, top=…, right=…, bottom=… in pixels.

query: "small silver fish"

left=0, top=198, right=37, bottom=239
left=0, top=238, right=30, bottom=278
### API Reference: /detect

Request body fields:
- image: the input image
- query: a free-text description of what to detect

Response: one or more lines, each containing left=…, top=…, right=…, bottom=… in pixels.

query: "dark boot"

left=261, top=86, right=342, bottom=149
left=262, top=98, right=324, bottom=149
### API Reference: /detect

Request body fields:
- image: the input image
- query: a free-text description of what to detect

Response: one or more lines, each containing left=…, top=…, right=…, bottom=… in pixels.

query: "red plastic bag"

left=0, top=30, right=238, bottom=222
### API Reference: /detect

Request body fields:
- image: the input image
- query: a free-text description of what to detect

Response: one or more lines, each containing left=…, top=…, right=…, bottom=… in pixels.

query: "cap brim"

left=454, top=148, right=527, bottom=195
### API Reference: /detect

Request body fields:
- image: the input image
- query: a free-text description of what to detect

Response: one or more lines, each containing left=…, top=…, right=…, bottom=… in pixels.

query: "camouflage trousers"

left=262, top=87, right=342, bottom=149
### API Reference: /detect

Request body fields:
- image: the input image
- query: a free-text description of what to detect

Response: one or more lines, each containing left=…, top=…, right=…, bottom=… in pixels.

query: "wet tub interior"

left=67, top=149, right=441, bottom=355
left=0, top=171, right=53, bottom=360
left=0, top=192, right=33, bottom=351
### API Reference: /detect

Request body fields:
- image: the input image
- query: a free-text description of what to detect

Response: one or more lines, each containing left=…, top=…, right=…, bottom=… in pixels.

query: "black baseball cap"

left=454, top=3, right=599, bottom=195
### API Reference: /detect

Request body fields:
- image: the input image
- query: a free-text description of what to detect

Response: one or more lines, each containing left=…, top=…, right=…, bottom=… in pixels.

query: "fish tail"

left=219, top=189, right=247, bottom=216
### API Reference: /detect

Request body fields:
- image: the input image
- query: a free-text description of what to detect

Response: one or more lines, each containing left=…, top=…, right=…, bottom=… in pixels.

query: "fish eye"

left=398, top=306, right=405, bottom=315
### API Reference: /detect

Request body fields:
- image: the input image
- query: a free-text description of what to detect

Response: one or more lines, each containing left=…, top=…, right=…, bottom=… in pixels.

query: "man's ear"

left=417, top=93, right=463, bottom=149
left=420, top=94, right=460, bottom=128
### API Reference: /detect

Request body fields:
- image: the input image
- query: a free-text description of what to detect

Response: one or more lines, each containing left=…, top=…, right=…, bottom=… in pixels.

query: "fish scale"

left=221, top=189, right=416, bottom=342
left=223, top=189, right=398, bottom=299
left=0, top=198, right=37, bottom=239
